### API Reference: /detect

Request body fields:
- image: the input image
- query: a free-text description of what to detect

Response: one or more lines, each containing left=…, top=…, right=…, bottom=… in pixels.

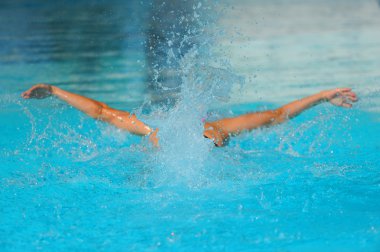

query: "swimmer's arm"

left=21, top=84, right=153, bottom=136
left=212, top=88, right=358, bottom=135
left=271, top=88, right=358, bottom=124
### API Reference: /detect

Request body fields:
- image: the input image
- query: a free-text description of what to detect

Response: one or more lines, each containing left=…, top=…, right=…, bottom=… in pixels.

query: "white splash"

left=150, top=47, right=244, bottom=186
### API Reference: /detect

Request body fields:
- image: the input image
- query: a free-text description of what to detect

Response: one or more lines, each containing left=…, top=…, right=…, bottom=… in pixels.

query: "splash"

left=145, top=1, right=245, bottom=186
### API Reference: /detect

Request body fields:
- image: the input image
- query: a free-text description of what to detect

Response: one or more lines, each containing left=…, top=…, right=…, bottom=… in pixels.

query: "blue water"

left=1, top=0, right=380, bottom=251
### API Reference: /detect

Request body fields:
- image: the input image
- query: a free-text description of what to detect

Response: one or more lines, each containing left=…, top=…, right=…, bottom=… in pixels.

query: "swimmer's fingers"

left=329, top=91, right=357, bottom=108
left=21, top=90, right=30, bottom=99
left=341, top=101, right=353, bottom=108
left=337, top=87, right=352, bottom=93
left=21, top=88, right=35, bottom=99
left=322, top=88, right=350, bottom=100
left=325, top=88, right=358, bottom=108
left=331, top=97, right=355, bottom=108
left=329, top=97, right=350, bottom=108
left=336, top=90, right=358, bottom=107
left=340, top=90, right=358, bottom=102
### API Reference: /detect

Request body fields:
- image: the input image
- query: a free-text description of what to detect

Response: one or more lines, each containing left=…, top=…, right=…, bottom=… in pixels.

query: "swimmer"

left=21, top=84, right=358, bottom=147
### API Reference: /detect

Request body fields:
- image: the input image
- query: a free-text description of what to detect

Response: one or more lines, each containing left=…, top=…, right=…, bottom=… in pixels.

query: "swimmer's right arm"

left=21, top=84, right=154, bottom=137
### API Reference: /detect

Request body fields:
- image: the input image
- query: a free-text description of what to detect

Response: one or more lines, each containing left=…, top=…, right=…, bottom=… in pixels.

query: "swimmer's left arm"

left=273, top=88, right=358, bottom=124
left=209, top=88, right=358, bottom=139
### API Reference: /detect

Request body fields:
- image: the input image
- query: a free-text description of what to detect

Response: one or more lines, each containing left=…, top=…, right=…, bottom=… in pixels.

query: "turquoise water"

left=1, top=0, right=380, bottom=251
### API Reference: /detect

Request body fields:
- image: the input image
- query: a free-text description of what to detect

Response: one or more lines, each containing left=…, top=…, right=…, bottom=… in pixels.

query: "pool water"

left=1, top=0, right=380, bottom=251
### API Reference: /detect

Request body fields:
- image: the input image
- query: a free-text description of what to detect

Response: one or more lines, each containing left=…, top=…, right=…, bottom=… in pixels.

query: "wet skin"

left=22, top=84, right=358, bottom=147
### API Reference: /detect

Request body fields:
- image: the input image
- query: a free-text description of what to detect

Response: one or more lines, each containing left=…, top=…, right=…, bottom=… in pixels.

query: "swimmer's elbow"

left=272, top=108, right=288, bottom=124
left=97, top=106, right=105, bottom=120
left=87, top=102, right=110, bottom=120
left=98, top=106, right=115, bottom=122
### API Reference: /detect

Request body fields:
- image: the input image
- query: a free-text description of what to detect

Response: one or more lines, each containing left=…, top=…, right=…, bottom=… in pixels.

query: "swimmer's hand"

left=21, top=84, right=53, bottom=99
left=322, top=88, right=358, bottom=108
